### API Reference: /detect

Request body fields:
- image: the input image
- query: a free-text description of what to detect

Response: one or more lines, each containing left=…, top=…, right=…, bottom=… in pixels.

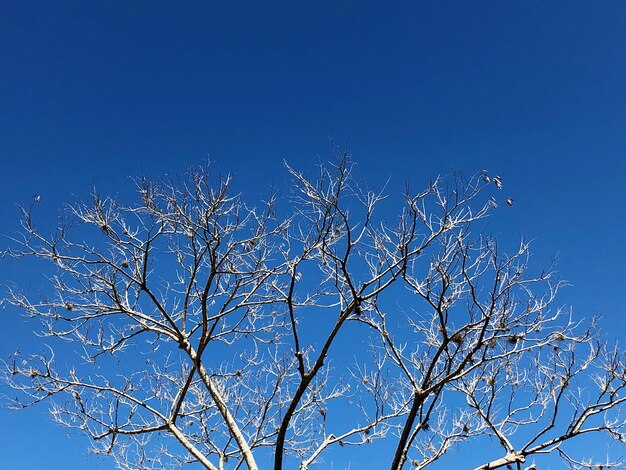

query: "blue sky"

left=1, top=1, right=625, bottom=468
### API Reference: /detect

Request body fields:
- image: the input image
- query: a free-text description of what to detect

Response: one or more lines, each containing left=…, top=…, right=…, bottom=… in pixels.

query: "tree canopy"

left=3, top=158, right=625, bottom=470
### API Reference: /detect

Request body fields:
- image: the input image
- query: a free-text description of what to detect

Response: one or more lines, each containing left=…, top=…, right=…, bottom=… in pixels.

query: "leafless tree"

left=2, top=157, right=625, bottom=470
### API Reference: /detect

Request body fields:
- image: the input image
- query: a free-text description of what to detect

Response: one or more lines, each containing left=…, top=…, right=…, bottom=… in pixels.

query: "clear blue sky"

left=1, top=2, right=625, bottom=468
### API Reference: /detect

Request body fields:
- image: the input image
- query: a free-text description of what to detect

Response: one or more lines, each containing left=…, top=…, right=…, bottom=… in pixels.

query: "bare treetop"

left=3, top=157, right=625, bottom=470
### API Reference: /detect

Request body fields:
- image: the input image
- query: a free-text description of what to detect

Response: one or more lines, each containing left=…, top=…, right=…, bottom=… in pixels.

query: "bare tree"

left=2, top=157, right=625, bottom=470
